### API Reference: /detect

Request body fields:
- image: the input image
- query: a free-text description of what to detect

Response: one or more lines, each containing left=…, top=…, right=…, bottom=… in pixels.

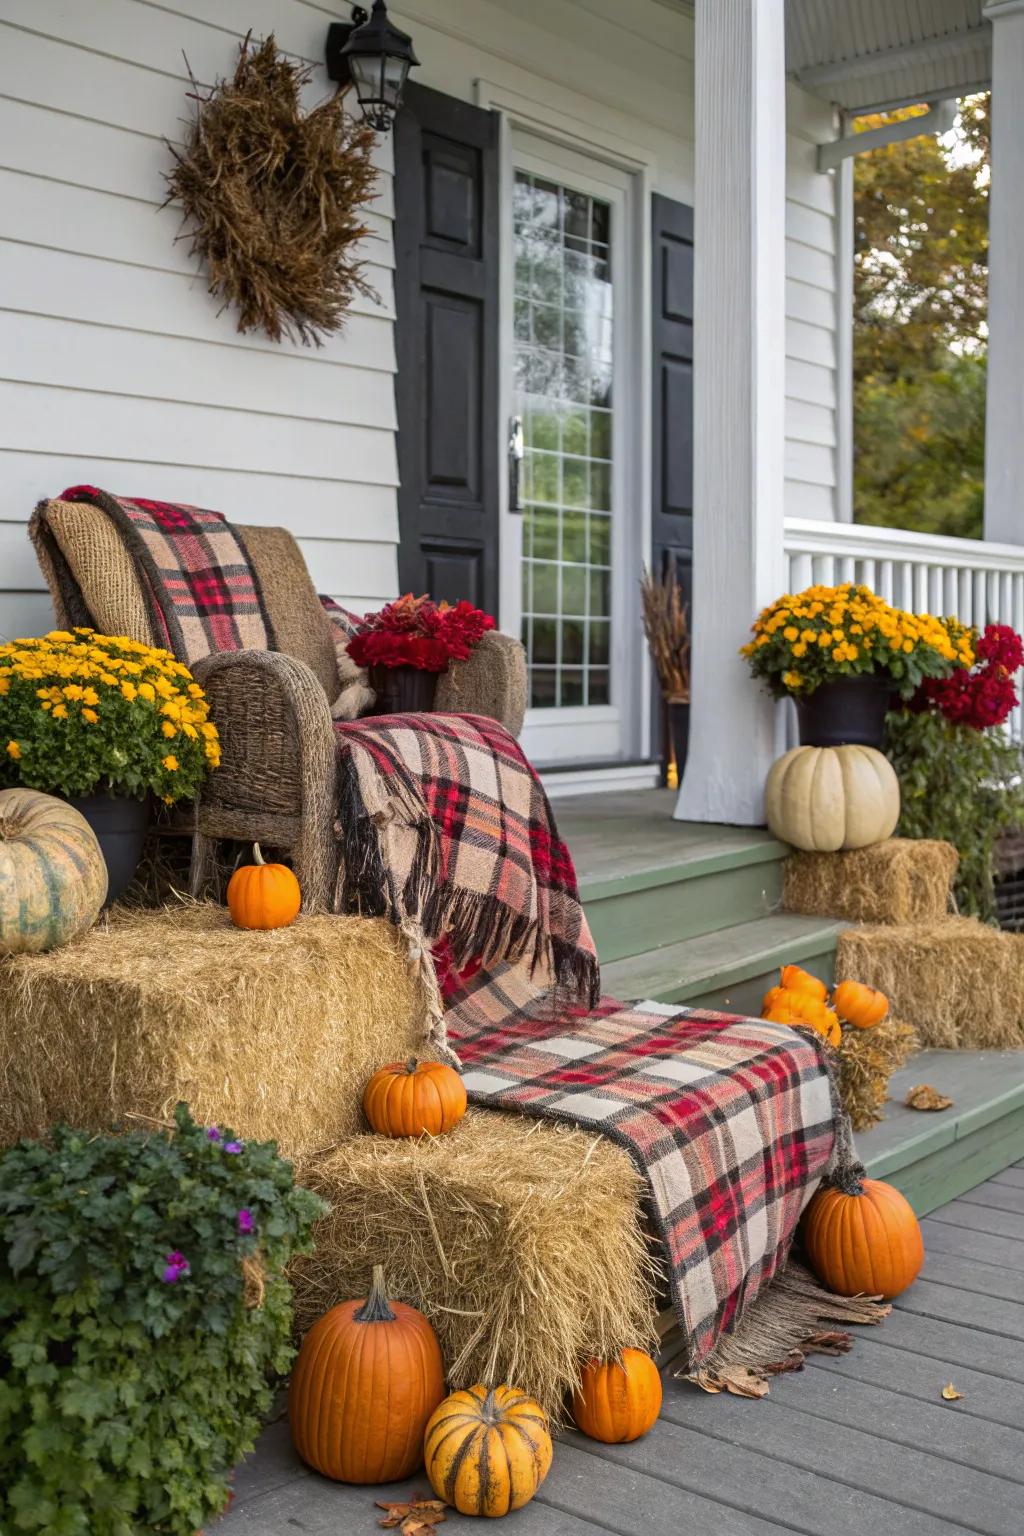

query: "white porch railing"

left=782, top=517, right=1024, bottom=744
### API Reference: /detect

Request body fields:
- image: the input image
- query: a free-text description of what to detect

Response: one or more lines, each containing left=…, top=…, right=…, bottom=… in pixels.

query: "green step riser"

left=585, top=859, right=784, bottom=964
left=868, top=1106, right=1024, bottom=1217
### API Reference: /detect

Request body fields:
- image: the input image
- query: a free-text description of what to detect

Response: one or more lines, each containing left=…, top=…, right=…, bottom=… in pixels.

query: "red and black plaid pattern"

left=320, top=594, right=364, bottom=643
left=333, top=711, right=599, bottom=1007
left=448, top=969, right=835, bottom=1366
left=59, top=486, right=274, bottom=661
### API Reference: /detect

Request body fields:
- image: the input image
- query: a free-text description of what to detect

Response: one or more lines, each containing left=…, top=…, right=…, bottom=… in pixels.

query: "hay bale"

left=784, top=839, right=957, bottom=925
left=836, top=917, right=1024, bottom=1050
left=292, top=1110, right=659, bottom=1420
left=0, top=903, right=431, bottom=1154
left=836, top=1018, right=919, bottom=1131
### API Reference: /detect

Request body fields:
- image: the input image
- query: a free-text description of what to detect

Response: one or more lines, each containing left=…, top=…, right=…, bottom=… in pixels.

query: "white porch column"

left=675, top=0, right=788, bottom=825
left=983, top=1, right=1024, bottom=544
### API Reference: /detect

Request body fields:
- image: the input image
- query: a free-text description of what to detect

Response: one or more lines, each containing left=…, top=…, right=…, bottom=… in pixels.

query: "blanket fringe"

left=676, top=1260, right=891, bottom=1397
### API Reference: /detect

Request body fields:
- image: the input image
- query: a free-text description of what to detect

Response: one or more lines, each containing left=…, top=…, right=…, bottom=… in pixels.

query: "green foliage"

left=0, top=1106, right=326, bottom=1536
left=853, top=97, right=989, bottom=539
left=885, top=709, right=1024, bottom=920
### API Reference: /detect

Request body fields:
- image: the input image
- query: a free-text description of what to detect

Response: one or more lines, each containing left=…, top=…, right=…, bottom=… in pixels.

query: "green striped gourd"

left=0, top=788, right=108, bottom=954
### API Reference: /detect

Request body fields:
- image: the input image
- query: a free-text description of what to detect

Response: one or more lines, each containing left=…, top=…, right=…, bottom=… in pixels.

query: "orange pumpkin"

left=833, top=979, right=889, bottom=1030
left=762, top=990, right=841, bottom=1048
left=363, top=1057, right=468, bottom=1137
left=803, top=1175, right=924, bottom=1300
left=227, top=844, right=301, bottom=930
left=424, top=1384, right=552, bottom=1516
left=779, top=964, right=828, bottom=1003
left=572, top=1349, right=662, bottom=1443
left=290, top=1264, right=445, bottom=1482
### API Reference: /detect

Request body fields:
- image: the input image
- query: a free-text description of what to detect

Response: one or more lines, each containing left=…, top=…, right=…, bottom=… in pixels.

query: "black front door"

left=393, top=84, right=500, bottom=611
left=651, top=192, right=694, bottom=593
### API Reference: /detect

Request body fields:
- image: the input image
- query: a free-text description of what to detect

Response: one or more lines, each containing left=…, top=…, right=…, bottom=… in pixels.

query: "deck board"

left=215, top=1167, right=1024, bottom=1535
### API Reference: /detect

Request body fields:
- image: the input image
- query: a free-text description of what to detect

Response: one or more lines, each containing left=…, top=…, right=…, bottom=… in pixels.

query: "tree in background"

left=853, top=97, right=989, bottom=537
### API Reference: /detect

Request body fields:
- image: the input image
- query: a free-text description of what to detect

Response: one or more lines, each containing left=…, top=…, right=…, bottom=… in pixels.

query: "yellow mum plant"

left=0, top=629, right=220, bottom=803
left=741, top=583, right=973, bottom=699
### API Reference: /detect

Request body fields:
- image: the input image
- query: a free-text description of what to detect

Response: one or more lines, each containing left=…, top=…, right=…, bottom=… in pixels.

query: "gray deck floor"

left=216, top=1163, right=1024, bottom=1536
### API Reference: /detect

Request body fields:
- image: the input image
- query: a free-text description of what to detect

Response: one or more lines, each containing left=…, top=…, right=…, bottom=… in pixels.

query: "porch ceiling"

left=786, top=0, right=992, bottom=113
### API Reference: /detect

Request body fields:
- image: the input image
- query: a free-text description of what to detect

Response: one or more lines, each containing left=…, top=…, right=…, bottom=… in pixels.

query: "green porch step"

left=600, top=912, right=845, bottom=1017
left=860, top=1049, right=1024, bottom=1215
left=560, top=791, right=790, bottom=963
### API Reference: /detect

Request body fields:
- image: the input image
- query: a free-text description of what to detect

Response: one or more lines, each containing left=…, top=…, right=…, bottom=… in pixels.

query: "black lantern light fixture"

left=325, top=1, right=419, bottom=133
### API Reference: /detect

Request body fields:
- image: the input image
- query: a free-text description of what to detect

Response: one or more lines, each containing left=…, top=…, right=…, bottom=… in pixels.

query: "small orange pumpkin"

left=803, top=1174, right=924, bottom=1300
left=762, top=990, right=841, bottom=1048
left=779, top=964, right=828, bottom=1002
left=226, top=844, right=301, bottom=930
left=290, top=1264, right=445, bottom=1482
left=572, top=1349, right=662, bottom=1443
left=363, top=1057, right=468, bottom=1137
left=424, top=1384, right=552, bottom=1516
left=833, top=979, right=889, bottom=1030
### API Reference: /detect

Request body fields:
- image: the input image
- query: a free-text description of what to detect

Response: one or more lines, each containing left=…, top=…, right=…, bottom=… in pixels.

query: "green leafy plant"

left=0, top=629, right=221, bottom=803
left=885, top=708, right=1024, bottom=920
left=0, top=1105, right=325, bottom=1536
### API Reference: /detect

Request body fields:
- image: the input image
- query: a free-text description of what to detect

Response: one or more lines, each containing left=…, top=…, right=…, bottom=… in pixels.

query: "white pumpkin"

left=764, top=745, right=899, bottom=852
left=0, top=788, right=108, bottom=954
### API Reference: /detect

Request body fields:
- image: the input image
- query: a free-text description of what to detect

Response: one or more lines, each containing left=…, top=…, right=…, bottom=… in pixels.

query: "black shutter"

left=651, top=193, right=694, bottom=591
left=393, top=84, right=500, bottom=611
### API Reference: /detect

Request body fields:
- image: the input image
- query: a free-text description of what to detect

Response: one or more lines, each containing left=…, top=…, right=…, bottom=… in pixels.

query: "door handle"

left=508, top=415, right=524, bottom=513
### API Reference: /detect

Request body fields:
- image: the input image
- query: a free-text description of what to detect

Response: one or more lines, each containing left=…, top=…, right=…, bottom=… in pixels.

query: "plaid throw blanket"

left=332, top=711, right=600, bottom=1015
left=446, top=968, right=836, bottom=1366
left=32, top=486, right=274, bottom=661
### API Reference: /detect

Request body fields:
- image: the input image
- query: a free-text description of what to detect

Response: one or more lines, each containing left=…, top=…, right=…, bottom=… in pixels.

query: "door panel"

left=394, top=85, right=499, bottom=609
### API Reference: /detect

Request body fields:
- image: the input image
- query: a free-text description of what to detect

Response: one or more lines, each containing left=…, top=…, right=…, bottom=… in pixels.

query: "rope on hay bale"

left=0, top=903, right=435, bottom=1156
left=836, top=1018, right=919, bottom=1131
left=783, top=839, right=958, bottom=926
left=837, top=917, right=1024, bottom=1050
left=291, top=1110, right=661, bottom=1422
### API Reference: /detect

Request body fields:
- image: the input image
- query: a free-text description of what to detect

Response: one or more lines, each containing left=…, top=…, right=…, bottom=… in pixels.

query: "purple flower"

left=223, top=1140, right=243, bottom=1155
left=237, top=1208, right=254, bottom=1235
left=206, top=1126, right=221, bottom=1142
left=161, top=1250, right=190, bottom=1284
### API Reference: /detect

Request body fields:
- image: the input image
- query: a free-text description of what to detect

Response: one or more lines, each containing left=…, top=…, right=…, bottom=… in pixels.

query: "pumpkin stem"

left=405, top=1056, right=419, bottom=1074
left=252, top=843, right=266, bottom=866
left=354, top=1263, right=397, bottom=1324
left=480, top=1387, right=500, bottom=1424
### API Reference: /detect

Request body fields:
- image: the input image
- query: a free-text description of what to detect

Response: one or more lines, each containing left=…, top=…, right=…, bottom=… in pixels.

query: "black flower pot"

left=369, top=665, right=438, bottom=716
left=68, top=791, right=150, bottom=906
left=664, top=700, right=690, bottom=787
left=795, top=675, right=895, bottom=749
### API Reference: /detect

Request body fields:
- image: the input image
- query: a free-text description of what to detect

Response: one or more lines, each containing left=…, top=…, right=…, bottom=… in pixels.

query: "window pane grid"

left=515, top=170, right=613, bottom=710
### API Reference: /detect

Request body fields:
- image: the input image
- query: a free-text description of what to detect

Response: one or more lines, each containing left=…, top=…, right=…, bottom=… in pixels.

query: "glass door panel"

left=514, top=171, right=614, bottom=713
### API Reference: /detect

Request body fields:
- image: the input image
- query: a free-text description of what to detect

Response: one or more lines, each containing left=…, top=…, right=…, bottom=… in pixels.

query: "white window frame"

left=476, top=80, right=653, bottom=768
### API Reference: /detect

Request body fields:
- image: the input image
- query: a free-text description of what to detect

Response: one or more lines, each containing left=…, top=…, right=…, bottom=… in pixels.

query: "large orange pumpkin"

left=803, top=1175, right=923, bottom=1300
left=363, top=1057, right=467, bottom=1137
left=227, top=843, right=301, bottom=929
left=424, top=1384, right=552, bottom=1517
left=833, top=979, right=889, bottom=1030
left=290, top=1265, right=445, bottom=1482
left=572, top=1349, right=662, bottom=1443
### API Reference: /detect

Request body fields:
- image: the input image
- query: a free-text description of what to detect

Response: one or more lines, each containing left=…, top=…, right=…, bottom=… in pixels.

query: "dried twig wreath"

left=165, top=33, right=379, bottom=346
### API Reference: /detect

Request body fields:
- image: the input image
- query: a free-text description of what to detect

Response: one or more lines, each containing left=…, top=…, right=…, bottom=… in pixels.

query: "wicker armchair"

left=31, top=500, right=527, bottom=911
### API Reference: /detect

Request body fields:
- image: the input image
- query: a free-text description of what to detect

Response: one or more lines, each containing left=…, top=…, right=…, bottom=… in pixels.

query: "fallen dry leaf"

left=376, top=1498, right=447, bottom=1530
left=941, top=1382, right=963, bottom=1401
left=905, top=1083, right=953, bottom=1112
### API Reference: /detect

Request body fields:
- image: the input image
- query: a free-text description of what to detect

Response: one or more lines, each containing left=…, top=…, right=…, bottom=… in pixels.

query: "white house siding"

left=0, top=0, right=841, bottom=641
left=783, top=82, right=842, bottom=524
left=0, top=0, right=399, bottom=636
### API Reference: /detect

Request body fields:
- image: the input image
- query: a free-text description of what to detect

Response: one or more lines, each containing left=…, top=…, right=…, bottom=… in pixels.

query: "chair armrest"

left=191, top=649, right=338, bottom=908
left=434, top=631, right=528, bottom=737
